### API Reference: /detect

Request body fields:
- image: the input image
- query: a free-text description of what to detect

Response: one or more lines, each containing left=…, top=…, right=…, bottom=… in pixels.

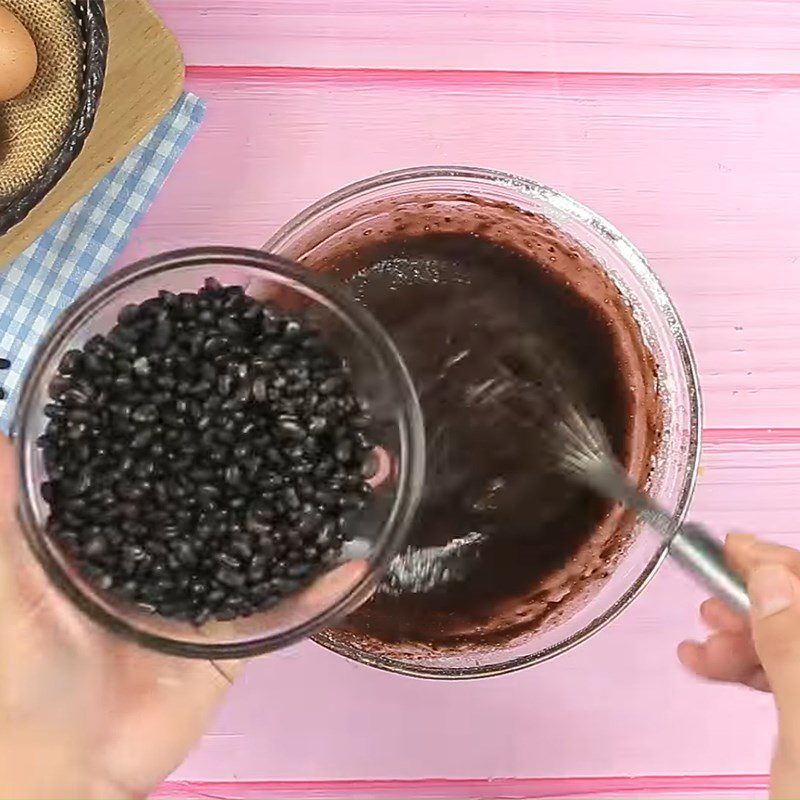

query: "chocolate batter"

left=295, top=195, right=661, bottom=655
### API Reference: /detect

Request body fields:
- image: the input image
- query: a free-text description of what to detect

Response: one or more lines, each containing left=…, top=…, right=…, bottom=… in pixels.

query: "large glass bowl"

left=266, top=166, right=702, bottom=679
left=14, top=247, right=425, bottom=659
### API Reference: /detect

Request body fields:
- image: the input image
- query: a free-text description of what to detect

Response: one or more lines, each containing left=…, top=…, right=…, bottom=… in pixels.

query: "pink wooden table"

left=133, top=2, right=800, bottom=797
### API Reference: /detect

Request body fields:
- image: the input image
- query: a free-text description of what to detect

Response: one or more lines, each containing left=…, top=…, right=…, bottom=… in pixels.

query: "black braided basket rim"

left=0, top=0, right=109, bottom=236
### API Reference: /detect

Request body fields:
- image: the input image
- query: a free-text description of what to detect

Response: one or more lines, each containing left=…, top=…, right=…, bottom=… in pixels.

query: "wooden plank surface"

left=150, top=0, right=800, bottom=74
left=155, top=776, right=770, bottom=799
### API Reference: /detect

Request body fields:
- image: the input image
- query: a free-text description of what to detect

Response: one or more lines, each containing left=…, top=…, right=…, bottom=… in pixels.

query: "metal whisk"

left=378, top=302, right=750, bottom=614
left=384, top=392, right=750, bottom=615
left=557, top=404, right=750, bottom=615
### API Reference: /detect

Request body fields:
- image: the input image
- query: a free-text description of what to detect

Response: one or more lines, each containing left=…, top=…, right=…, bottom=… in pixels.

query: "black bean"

left=297, top=504, right=323, bottom=534
left=130, top=429, right=153, bottom=449
left=63, top=387, right=91, bottom=407
left=217, top=374, right=233, bottom=396
left=48, top=375, right=72, bottom=399
left=44, top=403, right=66, bottom=419
left=203, top=336, right=228, bottom=357
left=84, top=334, right=109, bottom=355
left=335, top=439, right=353, bottom=463
left=132, top=404, right=158, bottom=424
left=228, top=537, right=252, bottom=561
left=114, top=374, right=135, bottom=393
left=282, top=319, right=302, bottom=338
left=225, top=465, right=242, bottom=486
left=252, top=376, right=268, bottom=402
left=95, top=572, right=114, bottom=591
left=246, top=546, right=267, bottom=573
left=216, top=567, right=246, bottom=589
left=193, top=607, right=212, bottom=626
left=216, top=552, right=241, bottom=571
left=123, top=541, right=145, bottom=559
left=315, top=520, right=338, bottom=547
left=281, top=486, right=301, bottom=511
left=83, top=535, right=108, bottom=559
left=219, top=316, right=242, bottom=337
left=159, top=290, right=179, bottom=307
left=340, top=493, right=367, bottom=511
left=84, top=354, right=107, bottom=375
left=245, top=515, right=273, bottom=537
left=58, top=350, right=83, bottom=374
left=117, top=304, right=140, bottom=325
left=272, top=577, right=299, bottom=595
left=319, top=376, right=344, bottom=395
left=276, top=417, right=305, bottom=440
left=308, top=416, right=328, bottom=435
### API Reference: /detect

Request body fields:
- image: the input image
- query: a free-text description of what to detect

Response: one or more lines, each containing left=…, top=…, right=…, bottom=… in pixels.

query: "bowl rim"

left=267, top=164, right=703, bottom=679
left=13, top=245, right=426, bottom=659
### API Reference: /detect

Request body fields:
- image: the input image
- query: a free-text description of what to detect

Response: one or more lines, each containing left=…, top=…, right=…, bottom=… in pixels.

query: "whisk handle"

left=669, top=523, right=751, bottom=616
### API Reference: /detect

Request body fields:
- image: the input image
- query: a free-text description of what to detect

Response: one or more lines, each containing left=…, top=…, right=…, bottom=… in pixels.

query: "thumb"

left=750, top=564, right=800, bottom=750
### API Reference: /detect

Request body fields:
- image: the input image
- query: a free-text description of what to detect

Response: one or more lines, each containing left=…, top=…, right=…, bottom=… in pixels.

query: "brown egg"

left=0, top=7, right=37, bottom=102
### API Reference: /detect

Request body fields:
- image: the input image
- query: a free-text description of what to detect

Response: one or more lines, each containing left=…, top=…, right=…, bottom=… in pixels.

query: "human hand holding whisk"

left=680, top=535, right=800, bottom=800
left=525, top=399, right=800, bottom=800
left=560, top=401, right=800, bottom=798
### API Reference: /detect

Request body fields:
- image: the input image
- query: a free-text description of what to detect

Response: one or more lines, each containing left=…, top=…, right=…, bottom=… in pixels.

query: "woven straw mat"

left=0, top=0, right=82, bottom=201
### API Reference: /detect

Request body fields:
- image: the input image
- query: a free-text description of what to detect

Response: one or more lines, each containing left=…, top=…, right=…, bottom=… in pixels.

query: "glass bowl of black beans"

left=14, top=246, right=425, bottom=659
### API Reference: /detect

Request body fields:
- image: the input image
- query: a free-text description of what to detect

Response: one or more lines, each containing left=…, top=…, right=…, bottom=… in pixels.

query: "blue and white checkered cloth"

left=0, top=92, right=205, bottom=431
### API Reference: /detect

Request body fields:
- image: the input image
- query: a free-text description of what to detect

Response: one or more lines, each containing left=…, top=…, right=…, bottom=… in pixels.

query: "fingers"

left=748, top=565, right=800, bottom=743
left=726, top=534, right=800, bottom=579
left=679, top=594, right=769, bottom=691
left=677, top=633, right=769, bottom=691
left=723, top=534, right=800, bottom=703
left=700, top=597, right=749, bottom=634
left=680, top=535, right=800, bottom=695
left=744, top=563, right=800, bottom=798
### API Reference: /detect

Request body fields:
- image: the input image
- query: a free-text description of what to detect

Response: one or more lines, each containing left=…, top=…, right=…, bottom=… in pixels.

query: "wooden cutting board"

left=0, top=0, right=184, bottom=265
